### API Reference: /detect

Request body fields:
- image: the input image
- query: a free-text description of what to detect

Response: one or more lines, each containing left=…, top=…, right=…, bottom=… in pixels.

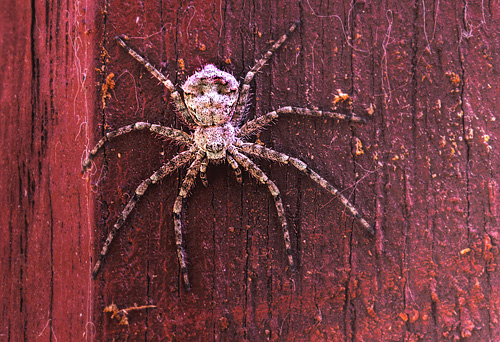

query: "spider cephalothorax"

left=194, top=123, right=236, bottom=160
left=84, top=21, right=373, bottom=291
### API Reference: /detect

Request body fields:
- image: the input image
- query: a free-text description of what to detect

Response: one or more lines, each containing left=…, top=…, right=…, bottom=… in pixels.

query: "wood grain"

left=2, top=0, right=499, bottom=340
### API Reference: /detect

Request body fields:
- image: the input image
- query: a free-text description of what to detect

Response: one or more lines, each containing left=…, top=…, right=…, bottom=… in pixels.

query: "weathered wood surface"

left=2, top=0, right=499, bottom=340
left=0, top=0, right=98, bottom=340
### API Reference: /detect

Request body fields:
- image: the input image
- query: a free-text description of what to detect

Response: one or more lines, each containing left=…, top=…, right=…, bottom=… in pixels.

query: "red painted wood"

left=2, top=0, right=499, bottom=340
left=0, top=0, right=99, bottom=340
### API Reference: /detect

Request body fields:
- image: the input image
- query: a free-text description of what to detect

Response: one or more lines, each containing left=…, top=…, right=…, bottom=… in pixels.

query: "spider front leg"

left=199, top=157, right=209, bottom=187
left=226, top=154, right=243, bottom=184
left=82, top=122, right=193, bottom=172
left=228, top=146, right=295, bottom=269
left=239, top=143, right=374, bottom=234
left=232, top=20, right=300, bottom=125
left=199, top=155, right=242, bottom=188
left=115, top=36, right=197, bottom=127
left=172, top=151, right=205, bottom=291
left=91, top=149, right=196, bottom=279
left=238, top=107, right=366, bottom=138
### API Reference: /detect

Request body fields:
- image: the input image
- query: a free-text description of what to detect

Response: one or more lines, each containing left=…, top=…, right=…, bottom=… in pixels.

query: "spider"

left=83, top=21, right=373, bottom=290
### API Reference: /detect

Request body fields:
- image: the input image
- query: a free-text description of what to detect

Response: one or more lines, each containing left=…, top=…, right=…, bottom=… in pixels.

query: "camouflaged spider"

left=83, top=21, right=373, bottom=290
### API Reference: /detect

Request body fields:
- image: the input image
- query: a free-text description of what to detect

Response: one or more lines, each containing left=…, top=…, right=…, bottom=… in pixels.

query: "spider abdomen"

left=194, top=123, right=236, bottom=160
left=182, top=65, right=239, bottom=126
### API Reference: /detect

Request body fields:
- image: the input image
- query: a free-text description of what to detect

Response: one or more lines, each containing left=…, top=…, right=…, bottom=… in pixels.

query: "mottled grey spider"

left=83, top=21, right=373, bottom=290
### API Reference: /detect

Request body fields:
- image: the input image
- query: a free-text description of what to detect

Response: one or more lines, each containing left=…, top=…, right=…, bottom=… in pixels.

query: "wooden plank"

left=0, top=0, right=98, bottom=340
left=2, top=0, right=499, bottom=340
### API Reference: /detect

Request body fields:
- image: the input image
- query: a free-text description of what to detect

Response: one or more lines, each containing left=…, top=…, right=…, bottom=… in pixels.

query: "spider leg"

left=232, top=21, right=300, bottom=125
left=226, top=154, right=243, bottom=184
left=238, top=143, right=374, bottom=234
left=238, top=106, right=366, bottom=138
left=199, top=157, right=209, bottom=187
left=83, top=122, right=193, bottom=172
left=92, top=149, right=196, bottom=279
left=172, top=151, right=205, bottom=291
left=115, top=37, right=197, bottom=127
left=199, top=155, right=242, bottom=188
left=227, top=146, right=294, bottom=269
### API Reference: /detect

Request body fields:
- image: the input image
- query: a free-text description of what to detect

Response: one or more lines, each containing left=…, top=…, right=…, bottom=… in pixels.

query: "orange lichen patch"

left=100, top=46, right=110, bottom=64
left=333, top=89, right=352, bottom=106
left=104, top=303, right=157, bottom=326
left=366, top=306, right=377, bottom=318
left=446, top=71, right=461, bottom=86
left=218, top=316, right=229, bottom=330
left=178, top=58, right=185, bottom=71
left=460, top=248, right=471, bottom=255
left=366, top=103, right=375, bottom=115
left=431, top=289, right=439, bottom=303
left=354, top=137, right=364, bottom=156
left=409, top=310, right=419, bottom=323
left=101, top=73, right=115, bottom=109
left=484, top=234, right=497, bottom=271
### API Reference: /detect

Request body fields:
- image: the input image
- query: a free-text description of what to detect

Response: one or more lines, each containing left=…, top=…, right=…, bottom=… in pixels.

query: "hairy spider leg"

left=232, top=20, right=300, bottom=125
left=226, top=154, right=243, bottom=184
left=238, top=107, right=366, bottom=138
left=199, top=157, right=209, bottom=187
left=82, top=122, right=192, bottom=172
left=115, top=36, right=197, bottom=127
left=199, top=155, right=242, bottom=187
left=238, top=143, right=374, bottom=234
left=228, top=146, right=295, bottom=269
left=91, top=149, right=196, bottom=279
left=172, top=151, right=205, bottom=291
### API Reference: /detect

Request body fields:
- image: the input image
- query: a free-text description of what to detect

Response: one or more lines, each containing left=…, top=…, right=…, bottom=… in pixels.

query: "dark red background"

left=2, top=0, right=500, bottom=340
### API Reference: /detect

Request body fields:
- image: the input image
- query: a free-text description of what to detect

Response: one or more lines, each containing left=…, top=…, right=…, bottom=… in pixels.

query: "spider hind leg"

left=228, top=147, right=295, bottom=269
left=239, top=143, right=374, bottom=234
